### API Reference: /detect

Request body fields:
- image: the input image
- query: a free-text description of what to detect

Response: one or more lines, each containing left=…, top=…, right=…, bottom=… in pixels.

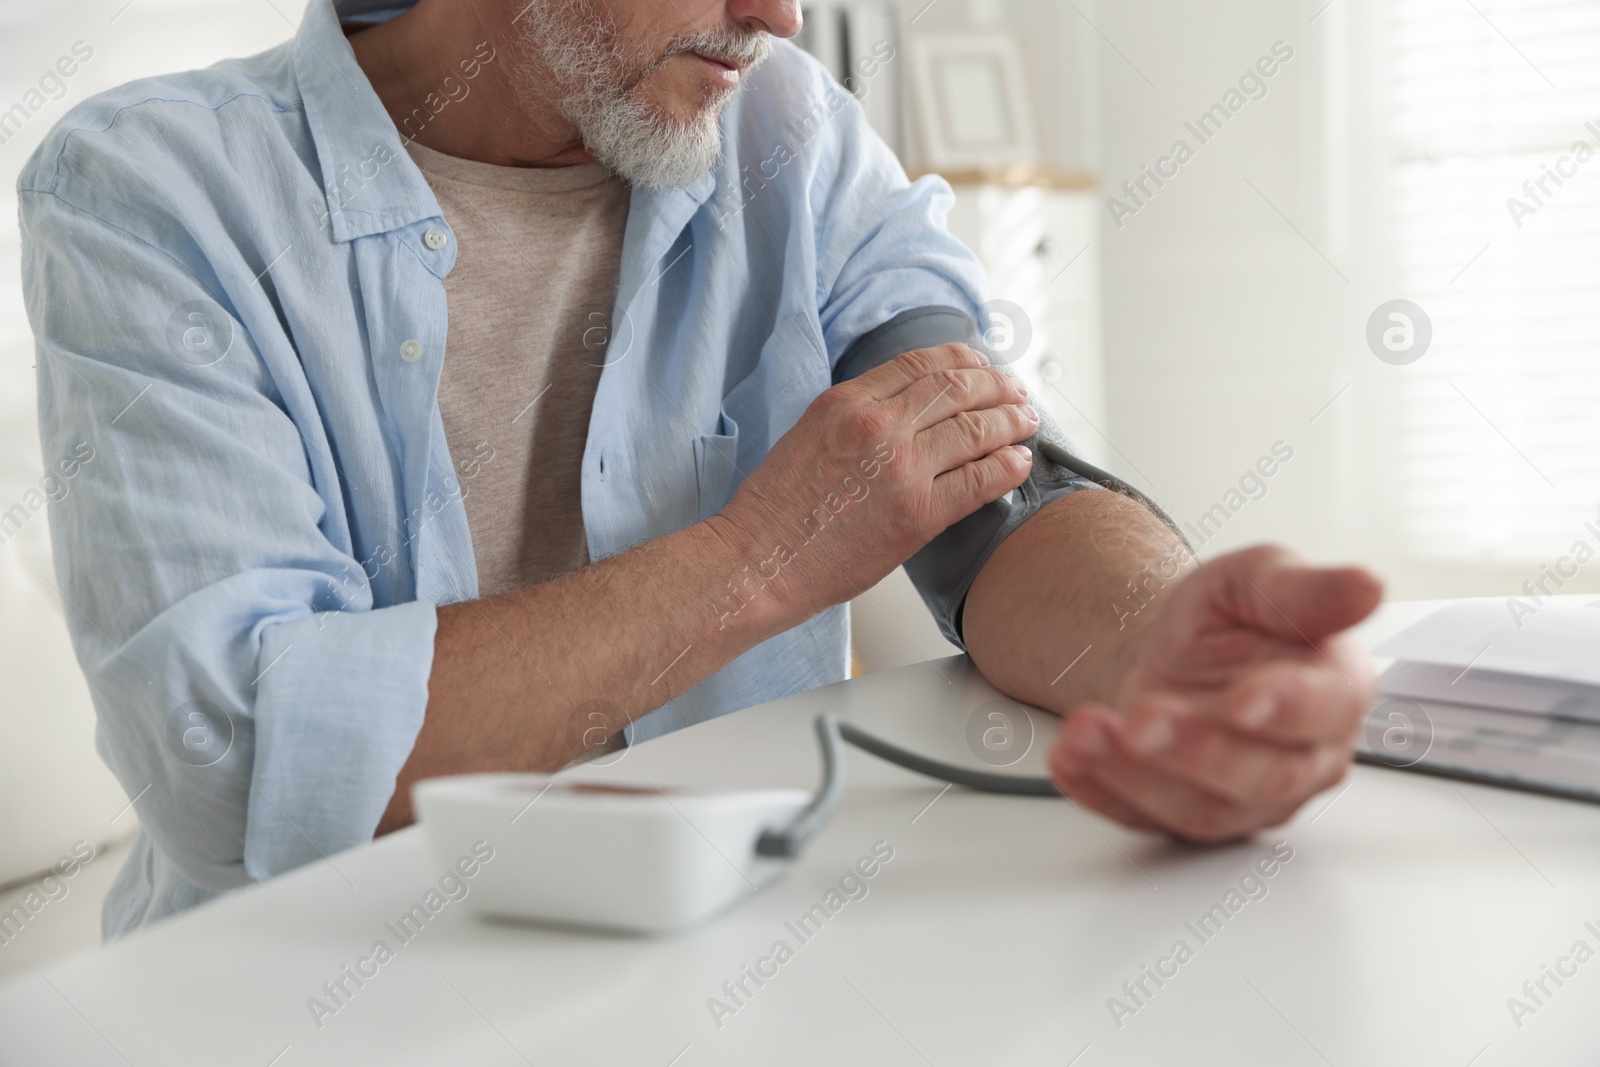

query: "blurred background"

left=2, top=0, right=1597, bottom=971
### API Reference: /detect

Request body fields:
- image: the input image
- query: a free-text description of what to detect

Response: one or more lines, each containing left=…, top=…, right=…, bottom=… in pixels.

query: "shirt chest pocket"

left=694, top=310, right=830, bottom=523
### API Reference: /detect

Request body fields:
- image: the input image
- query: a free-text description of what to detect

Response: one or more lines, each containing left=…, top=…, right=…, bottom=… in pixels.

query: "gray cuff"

left=833, top=306, right=987, bottom=384
left=836, top=307, right=1099, bottom=650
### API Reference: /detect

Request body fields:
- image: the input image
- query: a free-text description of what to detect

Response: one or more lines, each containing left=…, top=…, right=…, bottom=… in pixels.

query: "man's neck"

left=346, top=0, right=598, bottom=169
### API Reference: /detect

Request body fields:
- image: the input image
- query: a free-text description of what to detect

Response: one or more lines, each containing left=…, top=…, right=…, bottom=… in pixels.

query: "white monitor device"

left=414, top=774, right=810, bottom=934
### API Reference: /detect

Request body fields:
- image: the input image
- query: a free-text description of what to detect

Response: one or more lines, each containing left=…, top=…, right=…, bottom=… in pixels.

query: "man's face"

left=510, top=0, right=801, bottom=187
left=598, top=0, right=795, bottom=125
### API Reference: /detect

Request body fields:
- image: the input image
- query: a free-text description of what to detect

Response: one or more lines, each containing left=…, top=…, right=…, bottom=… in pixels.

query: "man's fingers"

left=1053, top=707, right=1265, bottom=842
left=893, top=365, right=1031, bottom=432
left=1053, top=705, right=1346, bottom=841
left=1049, top=710, right=1164, bottom=831
left=918, top=403, right=1039, bottom=473
left=1053, top=770, right=1166, bottom=834
left=1119, top=706, right=1352, bottom=807
left=929, top=444, right=1032, bottom=520
left=848, top=343, right=989, bottom=401
left=1219, top=637, right=1375, bottom=744
left=1210, top=545, right=1383, bottom=645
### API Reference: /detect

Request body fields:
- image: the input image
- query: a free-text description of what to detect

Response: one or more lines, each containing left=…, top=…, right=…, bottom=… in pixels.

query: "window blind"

left=1391, top=0, right=1600, bottom=561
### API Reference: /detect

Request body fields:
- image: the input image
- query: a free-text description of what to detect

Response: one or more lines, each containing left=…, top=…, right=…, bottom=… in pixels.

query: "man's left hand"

left=1048, top=546, right=1384, bottom=841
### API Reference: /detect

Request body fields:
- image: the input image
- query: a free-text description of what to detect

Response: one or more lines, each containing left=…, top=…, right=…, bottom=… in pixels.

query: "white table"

left=5, top=602, right=1600, bottom=1066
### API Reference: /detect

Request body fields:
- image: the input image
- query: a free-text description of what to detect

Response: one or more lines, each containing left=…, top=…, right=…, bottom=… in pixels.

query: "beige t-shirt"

left=404, top=139, right=630, bottom=598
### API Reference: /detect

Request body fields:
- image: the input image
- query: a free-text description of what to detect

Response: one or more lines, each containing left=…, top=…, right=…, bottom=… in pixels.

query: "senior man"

left=19, top=0, right=1381, bottom=936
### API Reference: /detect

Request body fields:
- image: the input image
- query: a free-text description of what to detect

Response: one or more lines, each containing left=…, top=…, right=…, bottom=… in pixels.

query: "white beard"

left=512, top=0, right=771, bottom=188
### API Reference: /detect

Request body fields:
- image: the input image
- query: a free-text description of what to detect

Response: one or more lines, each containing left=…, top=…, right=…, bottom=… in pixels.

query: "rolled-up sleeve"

left=809, top=87, right=987, bottom=366
left=806, top=96, right=1099, bottom=648
left=19, top=188, right=435, bottom=895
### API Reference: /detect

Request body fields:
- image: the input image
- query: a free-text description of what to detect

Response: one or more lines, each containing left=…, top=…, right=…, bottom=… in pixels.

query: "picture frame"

left=907, top=29, right=1039, bottom=170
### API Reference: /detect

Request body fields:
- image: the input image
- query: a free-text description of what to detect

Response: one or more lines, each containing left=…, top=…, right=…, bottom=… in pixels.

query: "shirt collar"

left=294, top=0, right=717, bottom=245
left=332, top=0, right=417, bottom=24
left=293, top=0, right=440, bottom=242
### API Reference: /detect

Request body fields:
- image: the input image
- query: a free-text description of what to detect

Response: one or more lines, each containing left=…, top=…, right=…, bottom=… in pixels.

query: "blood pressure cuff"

left=834, top=306, right=1101, bottom=650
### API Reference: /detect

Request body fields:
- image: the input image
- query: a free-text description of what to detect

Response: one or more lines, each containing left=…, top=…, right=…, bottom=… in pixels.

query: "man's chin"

left=636, top=80, right=736, bottom=133
left=589, top=117, right=724, bottom=189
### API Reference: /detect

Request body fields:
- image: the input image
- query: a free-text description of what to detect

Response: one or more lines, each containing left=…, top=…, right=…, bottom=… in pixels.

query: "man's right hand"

left=711, top=342, right=1040, bottom=617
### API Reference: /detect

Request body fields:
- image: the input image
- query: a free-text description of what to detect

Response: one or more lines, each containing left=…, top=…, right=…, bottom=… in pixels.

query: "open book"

left=1356, top=598, right=1600, bottom=803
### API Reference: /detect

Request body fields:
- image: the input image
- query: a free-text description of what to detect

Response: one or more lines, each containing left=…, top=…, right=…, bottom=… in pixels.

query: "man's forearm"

left=380, top=340, right=1041, bottom=833
left=963, top=488, right=1197, bottom=715
left=378, top=514, right=797, bottom=831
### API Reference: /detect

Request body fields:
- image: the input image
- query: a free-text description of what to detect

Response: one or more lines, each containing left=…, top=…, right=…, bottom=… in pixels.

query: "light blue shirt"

left=19, top=0, right=1089, bottom=935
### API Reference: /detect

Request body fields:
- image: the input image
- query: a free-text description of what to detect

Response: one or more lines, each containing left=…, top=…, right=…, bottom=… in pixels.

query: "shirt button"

left=399, top=339, right=422, bottom=362
left=423, top=227, right=448, bottom=251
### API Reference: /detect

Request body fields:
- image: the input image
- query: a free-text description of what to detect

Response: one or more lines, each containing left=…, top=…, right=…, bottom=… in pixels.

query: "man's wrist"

left=965, top=487, right=1192, bottom=714
left=697, top=510, right=812, bottom=640
left=1104, top=605, right=1160, bottom=714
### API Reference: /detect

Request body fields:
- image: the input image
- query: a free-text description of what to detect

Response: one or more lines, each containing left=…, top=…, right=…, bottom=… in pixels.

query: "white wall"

left=1092, top=2, right=1355, bottom=561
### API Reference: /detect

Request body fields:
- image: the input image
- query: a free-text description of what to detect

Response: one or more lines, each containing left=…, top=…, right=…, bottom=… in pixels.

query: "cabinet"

left=930, top=166, right=1106, bottom=466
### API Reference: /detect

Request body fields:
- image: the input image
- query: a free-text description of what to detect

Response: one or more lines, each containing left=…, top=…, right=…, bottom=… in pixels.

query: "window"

left=1391, top=0, right=1600, bottom=562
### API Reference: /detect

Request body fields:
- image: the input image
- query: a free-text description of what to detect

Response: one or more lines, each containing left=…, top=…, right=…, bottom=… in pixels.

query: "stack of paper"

left=1357, top=598, right=1600, bottom=802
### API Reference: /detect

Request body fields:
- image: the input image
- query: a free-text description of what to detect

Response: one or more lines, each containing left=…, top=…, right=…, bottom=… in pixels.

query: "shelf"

left=906, top=164, right=1098, bottom=191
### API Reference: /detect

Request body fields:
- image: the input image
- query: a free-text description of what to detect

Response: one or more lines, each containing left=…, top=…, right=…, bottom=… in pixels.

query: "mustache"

left=637, top=24, right=772, bottom=82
